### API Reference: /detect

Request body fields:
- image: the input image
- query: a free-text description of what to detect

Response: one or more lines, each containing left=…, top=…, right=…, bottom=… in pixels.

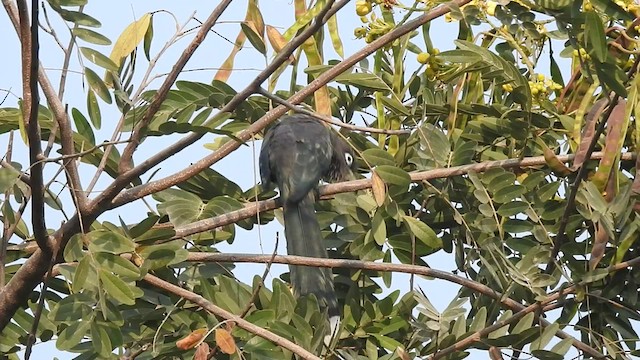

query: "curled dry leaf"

left=589, top=222, right=608, bottom=270
left=176, top=328, right=207, bottom=350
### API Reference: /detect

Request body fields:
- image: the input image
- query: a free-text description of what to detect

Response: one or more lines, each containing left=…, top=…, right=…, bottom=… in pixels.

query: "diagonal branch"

left=171, top=151, right=635, bottom=240
left=104, top=0, right=346, bottom=209
left=108, top=0, right=463, bottom=208
left=117, top=0, right=233, bottom=174
left=142, top=273, right=321, bottom=360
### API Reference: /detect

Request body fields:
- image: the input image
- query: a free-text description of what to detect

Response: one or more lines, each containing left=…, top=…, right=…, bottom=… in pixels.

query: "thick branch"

left=173, top=151, right=635, bottom=239
left=4, top=0, right=86, bottom=212
left=142, top=273, right=321, bottom=360
left=108, top=0, right=461, bottom=207
left=17, top=0, right=49, bottom=253
left=118, top=0, right=233, bottom=173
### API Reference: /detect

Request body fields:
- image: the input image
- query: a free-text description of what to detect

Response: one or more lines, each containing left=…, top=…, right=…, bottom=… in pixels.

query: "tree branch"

left=256, top=87, right=412, bottom=135
left=117, top=0, right=233, bottom=173
left=181, top=253, right=607, bottom=358
left=142, top=273, right=322, bottom=360
left=16, top=0, right=49, bottom=254
left=171, top=151, right=635, bottom=240
left=3, top=0, right=87, bottom=212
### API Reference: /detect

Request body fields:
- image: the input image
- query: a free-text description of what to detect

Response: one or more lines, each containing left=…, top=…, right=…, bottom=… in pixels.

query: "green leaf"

left=590, top=0, right=634, bottom=21
left=402, top=215, right=441, bottom=248
left=87, top=230, right=135, bottom=254
left=143, top=15, right=154, bottom=61
left=0, top=168, right=20, bottom=194
left=549, top=337, right=573, bottom=356
left=91, top=322, right=113, bottom=357
left=80, top=47, right=119, bottom=71
left=56, top=320, right=92, bottom=350
left=240, top=21, right=266, bottom=55
left=531, top=322, right=559, bottom=350
left=71, top=107, right=95, bottom=145
left=57, top=10, right=101, bottom=27
left=371, top=210, right=387, bottom=245
left=93, top=252, right=140, bottom=279
left=98, top=269, right=136, bottom=305
left=584, top=11, right=607, bottom=62
left=362, top=148, right=395, bottom=167
left=468, top=307, right=487, bottom=332
left=72, top=256, right=93, bottom=293
left=72, top=28, right=111, bottom=45
left=374, top=165, right=411, bottom=188
left=86, top=89, right=102, bottom=129
left=497, top=201, right=529, bottom=217
left=334, top=72, right=391, bottom=92
left=156, top=189, right=205, bottom=227
left=84, top=67, right=112, bottom=103
left=49, top=293, right=94, bottom=322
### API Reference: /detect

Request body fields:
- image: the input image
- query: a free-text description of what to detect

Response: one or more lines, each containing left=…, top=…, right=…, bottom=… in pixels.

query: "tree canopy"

left=1, top=0, right=640, bottom=359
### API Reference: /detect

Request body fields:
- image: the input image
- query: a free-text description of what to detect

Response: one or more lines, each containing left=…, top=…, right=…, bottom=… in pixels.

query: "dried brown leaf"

left=372, top=170, right=386, bottom=206
left=193, top=343, right=210, bottom=360
left=215, top=328, right=236, bottom=354
left=589, top=222, right=608, bottom=270
left=176, top=328, right=207, bottom=350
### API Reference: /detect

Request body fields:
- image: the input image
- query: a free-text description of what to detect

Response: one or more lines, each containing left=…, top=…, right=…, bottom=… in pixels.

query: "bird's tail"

left=283, top=191, right=340, bottom=337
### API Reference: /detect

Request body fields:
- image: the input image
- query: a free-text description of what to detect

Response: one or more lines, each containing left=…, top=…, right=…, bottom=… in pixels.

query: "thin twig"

left=142, top=273, right=321, bottom=360
left=257, top=88, right=412, bottom=135
left=40, top=140, right=130, bottom=164
left=85, top=11, right=193, bottom=195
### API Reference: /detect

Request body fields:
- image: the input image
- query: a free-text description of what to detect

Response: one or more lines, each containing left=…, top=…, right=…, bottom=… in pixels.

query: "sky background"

left=0, top=1, right=577, bottom=359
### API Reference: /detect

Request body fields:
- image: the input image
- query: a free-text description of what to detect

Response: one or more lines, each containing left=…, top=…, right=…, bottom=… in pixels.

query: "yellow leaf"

left=109, top=13, right=151, bottom=66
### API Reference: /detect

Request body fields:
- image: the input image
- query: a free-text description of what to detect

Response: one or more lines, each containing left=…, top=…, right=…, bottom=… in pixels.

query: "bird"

left=259, top=113, right=355, bottom=342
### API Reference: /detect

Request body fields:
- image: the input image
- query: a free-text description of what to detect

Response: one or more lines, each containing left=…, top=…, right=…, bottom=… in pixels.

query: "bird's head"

left=328, top=132, right=357, bottom=182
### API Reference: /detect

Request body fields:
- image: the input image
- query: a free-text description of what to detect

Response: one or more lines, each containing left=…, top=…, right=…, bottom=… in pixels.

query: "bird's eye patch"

left=344, top=153, right=353, bottom=166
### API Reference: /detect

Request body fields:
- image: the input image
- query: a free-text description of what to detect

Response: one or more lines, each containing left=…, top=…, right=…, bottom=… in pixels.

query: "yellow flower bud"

left=417, top=52, right=431, bottom=64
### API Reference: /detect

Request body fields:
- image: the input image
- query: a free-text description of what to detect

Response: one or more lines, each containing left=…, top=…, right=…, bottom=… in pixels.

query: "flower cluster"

left=527, top=73, right=562, bottom=96
left=353, top=12, right=395, bottom=43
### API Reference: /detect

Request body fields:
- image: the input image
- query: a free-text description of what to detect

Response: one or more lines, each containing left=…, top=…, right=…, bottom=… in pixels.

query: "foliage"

left=2, top=0, right=640, bottom=359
